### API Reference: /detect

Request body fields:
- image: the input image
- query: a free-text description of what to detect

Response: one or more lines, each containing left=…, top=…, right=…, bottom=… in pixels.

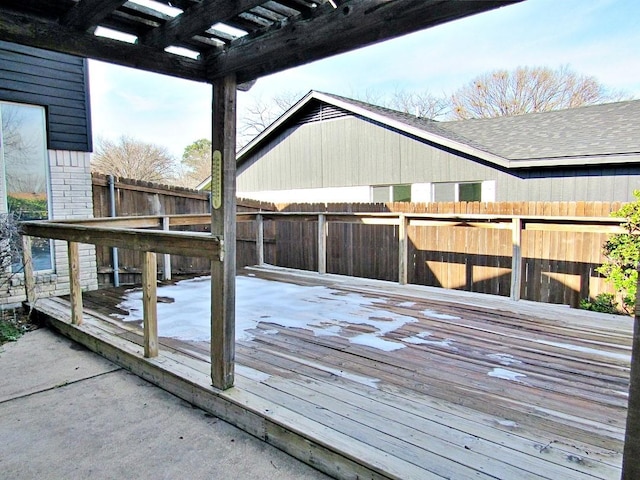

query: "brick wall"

left=1, top=150, right=98, bottom=308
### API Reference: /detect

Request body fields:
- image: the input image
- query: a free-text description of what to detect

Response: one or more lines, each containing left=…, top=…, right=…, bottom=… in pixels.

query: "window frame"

left=0, top=100, right=54, bottom=273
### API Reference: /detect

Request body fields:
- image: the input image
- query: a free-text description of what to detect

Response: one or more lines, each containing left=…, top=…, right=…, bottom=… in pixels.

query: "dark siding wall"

left=0, top=41, right=92, bottom=152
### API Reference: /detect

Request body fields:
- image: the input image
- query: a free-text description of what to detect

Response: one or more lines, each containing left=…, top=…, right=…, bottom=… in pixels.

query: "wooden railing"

left=20, top=214, right=221, bottom=359
left=18, top=211, right=629, bottom=389
left=237, top=211, right=629, bottom=302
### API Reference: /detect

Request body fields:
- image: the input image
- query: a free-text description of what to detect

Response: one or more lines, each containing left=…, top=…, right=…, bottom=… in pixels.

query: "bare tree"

left=450, top=65, right=630, bottom=120
left=388, top=89, right=448, bottom=120
left=91, top=136, right=177, bottom=183
left=238, top=91, right=302, bottom=148
left=348, top=87, right=449, bottom=120
left=0, top=212, right=23, bottom=286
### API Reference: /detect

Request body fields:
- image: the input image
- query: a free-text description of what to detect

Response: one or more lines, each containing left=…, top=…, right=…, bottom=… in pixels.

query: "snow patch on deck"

left=487, top=353, right=523, bottom=366
left=114, top=275, right=427, bottom=352
left=488, top=368, right=527, bottom=382
left=422, top=310, right=461, bottom=321
left=534, top=340, right=630, bottom=361
left=401, top=331, right=457, bottom=350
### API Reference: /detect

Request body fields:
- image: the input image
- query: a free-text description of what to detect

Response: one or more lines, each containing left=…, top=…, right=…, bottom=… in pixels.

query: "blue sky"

left=89, top=0, right=640, bottom=159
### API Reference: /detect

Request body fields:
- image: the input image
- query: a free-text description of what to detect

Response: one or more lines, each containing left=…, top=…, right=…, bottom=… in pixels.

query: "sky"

left=88, top=0, right=640, bottom=160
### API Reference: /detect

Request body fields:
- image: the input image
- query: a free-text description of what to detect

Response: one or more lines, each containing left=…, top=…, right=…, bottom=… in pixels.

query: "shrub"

left=596, top=190, right=640, bottom=313
left=579, top=293, right=619, bottom=314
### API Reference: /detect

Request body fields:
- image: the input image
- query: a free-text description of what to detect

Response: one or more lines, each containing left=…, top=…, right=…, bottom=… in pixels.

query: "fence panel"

left=92, top=174, right=274, bottom=285
left=275, top=201, right=623, bottom=307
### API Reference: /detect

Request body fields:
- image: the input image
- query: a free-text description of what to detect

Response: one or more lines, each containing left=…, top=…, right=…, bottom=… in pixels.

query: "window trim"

left=0, top=100, right=54, bottom=273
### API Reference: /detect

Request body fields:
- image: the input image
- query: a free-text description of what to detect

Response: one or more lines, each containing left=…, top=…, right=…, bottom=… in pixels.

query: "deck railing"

left=20, top=215, right=221, bottom=360
left=18, top=211, right=629, bottom=388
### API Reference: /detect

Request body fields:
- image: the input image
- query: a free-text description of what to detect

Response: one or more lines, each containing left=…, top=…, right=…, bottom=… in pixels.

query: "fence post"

left=318, top=213, right=327, bottom=274
left=510, top=217, right=523, bottom=301
left=398, top=214, right=408, bottom=285
left=142, top=251, right=158, bottom=358
left=622, top=262, right=640, bottom=479
left=256, top=213, right=264, bottom=266
left=21, top=236, right=36, bottom=305
left=161, top=216, right=171, bottom=281
left=68, top=241, right=83, bottom=325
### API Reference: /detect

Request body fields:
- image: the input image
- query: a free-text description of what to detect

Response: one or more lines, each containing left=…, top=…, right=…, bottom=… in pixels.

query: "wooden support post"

left=318, top=213, right=327, bottom=274
left=210, top=75, right=237, bottom=390
left=398, top=214, right=408, bottom=285
left=21, top=235, right=36, bottom=304
left=256, top=213, right=264, bottom=266
left=161, top=216, right=172, bottom=281
left=67, top=241, right=83, bottom=325
left=622, top=262, right=640, bottom=479
left=510, top=217, right=523, bottom=301
left=142, top=251, right=158, bottom=358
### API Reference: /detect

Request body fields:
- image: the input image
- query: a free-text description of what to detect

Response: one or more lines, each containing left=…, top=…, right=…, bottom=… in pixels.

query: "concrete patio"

left=0, top=327, right=329, bottom=480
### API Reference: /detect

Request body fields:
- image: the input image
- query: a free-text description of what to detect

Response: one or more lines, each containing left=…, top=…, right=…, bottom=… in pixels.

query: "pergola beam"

left=0, top=9, right=207, bottom=83
left=210, top=75, right=238, bottom=390
left=60, top=0, right=128, bottom=31
left=205, top=0, right=518, bottom=83
left=140, top=0, right=264, bottom=49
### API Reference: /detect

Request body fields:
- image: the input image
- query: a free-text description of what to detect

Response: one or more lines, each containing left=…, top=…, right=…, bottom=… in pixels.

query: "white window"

left=0, top=101, right=53, bottom=271
left=432, top=181, right=494, bottom=202
left=371, top=184, right=412, bottom=202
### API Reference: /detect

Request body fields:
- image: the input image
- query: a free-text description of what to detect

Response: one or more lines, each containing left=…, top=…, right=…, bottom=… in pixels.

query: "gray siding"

left=238, top=115, right=640, bottom=202
left=0, top=41, right=92, bottom=152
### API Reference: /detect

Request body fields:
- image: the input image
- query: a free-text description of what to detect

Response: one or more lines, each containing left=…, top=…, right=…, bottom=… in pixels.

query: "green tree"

left=596, top=190, right=640, bottom=313
left=180, top=138, right=211, bottom=188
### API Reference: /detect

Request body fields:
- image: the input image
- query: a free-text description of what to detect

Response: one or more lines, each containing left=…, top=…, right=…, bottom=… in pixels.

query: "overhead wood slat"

left=205, top=0, right=519, bottom=83
left=0, top=0, right=520, bottom=84
left=0, top=8, right=207, bottom=82
left=61, top=0, right=128, bottom=31
left=140, top=0, right=264, bottom=49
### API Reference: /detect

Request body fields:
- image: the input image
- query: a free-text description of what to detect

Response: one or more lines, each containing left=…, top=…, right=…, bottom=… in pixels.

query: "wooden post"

left=256, top=213, right=264, bottom=266
left=398, top=214, right=408, bottom=285
left=210, top=75, right=237, bottom=390
left=161, top=216, right=171, bottom=281
left=622, top=262, right=640, bottom=479
left=318, top=213, right=327, bottom=274
left=142, top=251, right=158, bottom=358
left=67, top=241, right=83, bottom=325
left=510, top=217, right=523, bottom=301
left=21, top=235, right=36, bottom=305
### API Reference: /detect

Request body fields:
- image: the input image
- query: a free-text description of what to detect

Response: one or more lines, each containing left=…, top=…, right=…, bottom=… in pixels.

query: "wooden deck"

left=35, top=266, right=630, bottom=479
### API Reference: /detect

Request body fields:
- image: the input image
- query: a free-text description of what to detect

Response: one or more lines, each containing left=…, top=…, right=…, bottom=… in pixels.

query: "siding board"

left=0, top=41, right=91, bottom=152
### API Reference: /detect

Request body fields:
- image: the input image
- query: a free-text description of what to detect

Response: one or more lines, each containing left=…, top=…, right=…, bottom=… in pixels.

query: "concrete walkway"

left=0, top=328, right=330, bottom=480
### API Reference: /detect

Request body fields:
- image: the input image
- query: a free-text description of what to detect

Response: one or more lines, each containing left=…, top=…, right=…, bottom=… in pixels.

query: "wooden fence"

left=90, top=175, right=625, bottom=308
left=262, top=202, right=625, bottom=308
left=91, top=174, right=274, bottom=286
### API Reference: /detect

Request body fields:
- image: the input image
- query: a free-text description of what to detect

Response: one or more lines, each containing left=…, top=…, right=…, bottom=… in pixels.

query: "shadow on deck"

left=34, top=266, right=631, bottom=480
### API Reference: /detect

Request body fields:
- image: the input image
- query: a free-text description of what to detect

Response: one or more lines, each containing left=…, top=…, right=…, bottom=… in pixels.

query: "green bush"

left=0, top=318, right=22, bottom=344
left=595, top=190, right=640, bottom=314
left=579, top=293, right=619, bottom=314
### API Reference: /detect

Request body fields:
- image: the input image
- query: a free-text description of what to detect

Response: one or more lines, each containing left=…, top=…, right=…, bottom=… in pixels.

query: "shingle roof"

left=438, top=99, right=640, bottom=161
left=319, top=92, right=640, bottom=164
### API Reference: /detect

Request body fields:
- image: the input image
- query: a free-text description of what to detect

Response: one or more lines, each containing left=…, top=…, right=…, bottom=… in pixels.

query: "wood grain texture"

left=142, top=251, right=158, bottom=358
left=43, top=266, right=630, bottom=479
left=67, top=241, right=83, bottom=326
left=210, top=76, right=237, bottom=390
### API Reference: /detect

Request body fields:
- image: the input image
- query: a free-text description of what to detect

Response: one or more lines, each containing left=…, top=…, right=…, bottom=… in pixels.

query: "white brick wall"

left=1, top=150, right=98, bottom=308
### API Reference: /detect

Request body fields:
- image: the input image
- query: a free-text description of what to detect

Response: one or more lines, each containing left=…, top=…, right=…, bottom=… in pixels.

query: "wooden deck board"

left=41, top=265, right=630, bottom=480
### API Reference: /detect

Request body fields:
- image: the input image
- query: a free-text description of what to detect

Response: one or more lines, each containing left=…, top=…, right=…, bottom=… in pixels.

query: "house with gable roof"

left=199, top=91, right=640, bottom=204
